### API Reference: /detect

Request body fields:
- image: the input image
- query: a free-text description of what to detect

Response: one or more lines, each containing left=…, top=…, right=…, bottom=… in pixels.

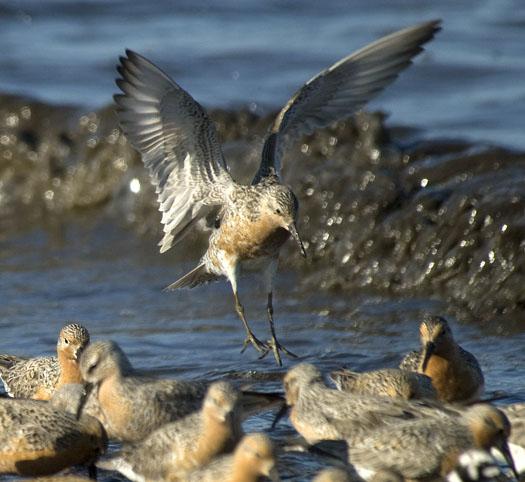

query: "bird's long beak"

left=73, top=345, right=85, bottom=361
left=419, top=341, right=436, bottom=372
left=496, top=439, right=519, bottom=480
left=76, top=382, right=94, bottom=420
left=270, top=402, right=289, bottom=431
left=287, top=222, right=307, bottom=258
left=217, top=408, right=234, bottom=424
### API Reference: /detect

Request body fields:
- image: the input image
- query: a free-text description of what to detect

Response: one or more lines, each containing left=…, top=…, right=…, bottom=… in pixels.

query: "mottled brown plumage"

left=114, top=21, right=441, bottom=365
left=0, top=388, right=106, bottom=476
left=80, top=340, right=282, bottom=442
left=0, top=324, right=90, bottom=400
left=282, top=363, right=455, bottom=445
left=99, top=381, right=243, bottom=481
left=348, top=405, right=516, bottom=481
left=330, top=367, right=437, bottom=400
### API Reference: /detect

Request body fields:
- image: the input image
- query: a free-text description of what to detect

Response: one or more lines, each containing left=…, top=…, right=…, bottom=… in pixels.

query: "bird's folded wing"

left=253, top=20, right=441, bottom=183
left=115, top=50, right=237, bottom=252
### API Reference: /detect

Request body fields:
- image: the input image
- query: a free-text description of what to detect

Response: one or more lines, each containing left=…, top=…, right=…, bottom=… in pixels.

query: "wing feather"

left=254, top=20, right=441, bottom=183
left=115, top=50, right=236, bottom=252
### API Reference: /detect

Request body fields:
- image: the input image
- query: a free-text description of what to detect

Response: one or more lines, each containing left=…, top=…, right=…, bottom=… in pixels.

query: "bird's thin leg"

left=264, top=259, right=298, bottom=366
left=233, top=291, right=269, bottom=356
left=266, top=291, right=298, bottom=365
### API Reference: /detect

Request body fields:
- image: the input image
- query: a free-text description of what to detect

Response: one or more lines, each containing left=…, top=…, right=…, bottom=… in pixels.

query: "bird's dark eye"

left=64, top=338, right=69, bottom=345
left=275, top=208, right=281, bottom=215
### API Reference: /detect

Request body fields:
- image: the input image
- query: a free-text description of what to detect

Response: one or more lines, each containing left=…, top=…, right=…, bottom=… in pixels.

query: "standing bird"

left=347, top=405, right=517, bottom=481
left=400, top=315, right=484, bottom=403
left=0, top=323, right=90, bottom=400
left=79, top=340, right=282, bottom=442
left=114, top=20, right=441, bottom=365
left=280, top=363, right=454, bottom=445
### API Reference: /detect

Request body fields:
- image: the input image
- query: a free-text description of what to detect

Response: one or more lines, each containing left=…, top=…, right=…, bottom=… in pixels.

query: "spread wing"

left=253, top=20, right=441, bottom=183
left=115, top=50, right=237, bottom=252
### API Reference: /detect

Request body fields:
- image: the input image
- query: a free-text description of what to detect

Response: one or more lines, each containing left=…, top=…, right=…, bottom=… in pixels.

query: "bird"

left=0, top=323, right=90, bottom=400
left=0, top=388, right=106, bottom=477
left=329, top=367, right=437, bottom=400
left=312, top=467, right=354, bottom=482
left=347, top=405, right=517, bottom=481
left=446, top=449, right=509, bottom=482
left=98, top=381, right=243, bottom=481
left=400, top=315, right=485, bottom=403
left=281, top=363, right=455, bottom=445
left=47, top=382, right=92, bottom=418
left=178, top=432, right=279, bottom=482
left=79, top=340, right=282, bottom=442
left=113, top=20, right=441, bottom=366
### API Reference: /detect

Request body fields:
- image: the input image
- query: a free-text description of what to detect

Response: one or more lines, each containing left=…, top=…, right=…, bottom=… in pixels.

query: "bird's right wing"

left=115, top=50, right=237, bottom=252
left=253, top=20, right=441, bottom=183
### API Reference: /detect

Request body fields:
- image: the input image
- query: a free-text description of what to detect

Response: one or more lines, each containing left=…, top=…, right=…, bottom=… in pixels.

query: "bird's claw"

left=241, top=335, right=269, bottom=356
left=267, top=338, right=298, bottom=366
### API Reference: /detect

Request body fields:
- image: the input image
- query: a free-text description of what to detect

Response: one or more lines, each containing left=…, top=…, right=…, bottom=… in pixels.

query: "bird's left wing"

left=115, top=50, right=237, bottom=252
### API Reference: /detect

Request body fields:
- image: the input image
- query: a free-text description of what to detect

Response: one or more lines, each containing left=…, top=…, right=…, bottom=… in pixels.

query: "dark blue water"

left=0, top=0, right=524, bottom=148
left=1, top=2, right=525, bottom=480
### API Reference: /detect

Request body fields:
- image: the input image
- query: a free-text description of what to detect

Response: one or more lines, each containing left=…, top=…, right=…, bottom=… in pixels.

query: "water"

left=1, top=1, right=525, bottom=480
left=2, top=221, right=525, bottom=480
left=0, top=0, right=525, bottom=148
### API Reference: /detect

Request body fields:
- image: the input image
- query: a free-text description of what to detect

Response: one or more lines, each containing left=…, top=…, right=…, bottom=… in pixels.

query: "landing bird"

left=114, top=20, right=441, bottom=365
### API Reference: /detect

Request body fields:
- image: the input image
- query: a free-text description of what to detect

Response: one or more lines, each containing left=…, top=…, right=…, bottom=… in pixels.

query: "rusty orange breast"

left=216, top=214, right=289, bottom=260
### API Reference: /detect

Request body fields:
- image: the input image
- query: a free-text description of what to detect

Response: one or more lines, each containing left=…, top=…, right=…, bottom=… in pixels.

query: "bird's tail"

left=0, top=355, right=20, bottom=379
left=163, top=263, right=219, bottom=291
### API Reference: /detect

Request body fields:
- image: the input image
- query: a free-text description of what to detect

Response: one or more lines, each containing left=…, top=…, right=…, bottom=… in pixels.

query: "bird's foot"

left=241, top=333, right=269, bottom=356
left=267, top=337, right=298, bottom=366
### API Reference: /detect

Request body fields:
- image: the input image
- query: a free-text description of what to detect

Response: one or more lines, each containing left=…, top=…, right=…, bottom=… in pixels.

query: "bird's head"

left=265, top=185, right=306, bottom=257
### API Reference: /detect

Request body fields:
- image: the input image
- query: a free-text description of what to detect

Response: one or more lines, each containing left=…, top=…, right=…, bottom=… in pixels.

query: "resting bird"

left=0, top=323, right=90, bottom=400
left=114, top=20, right=441, bottom=365
left=400, top=315, right=484, bottom=403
